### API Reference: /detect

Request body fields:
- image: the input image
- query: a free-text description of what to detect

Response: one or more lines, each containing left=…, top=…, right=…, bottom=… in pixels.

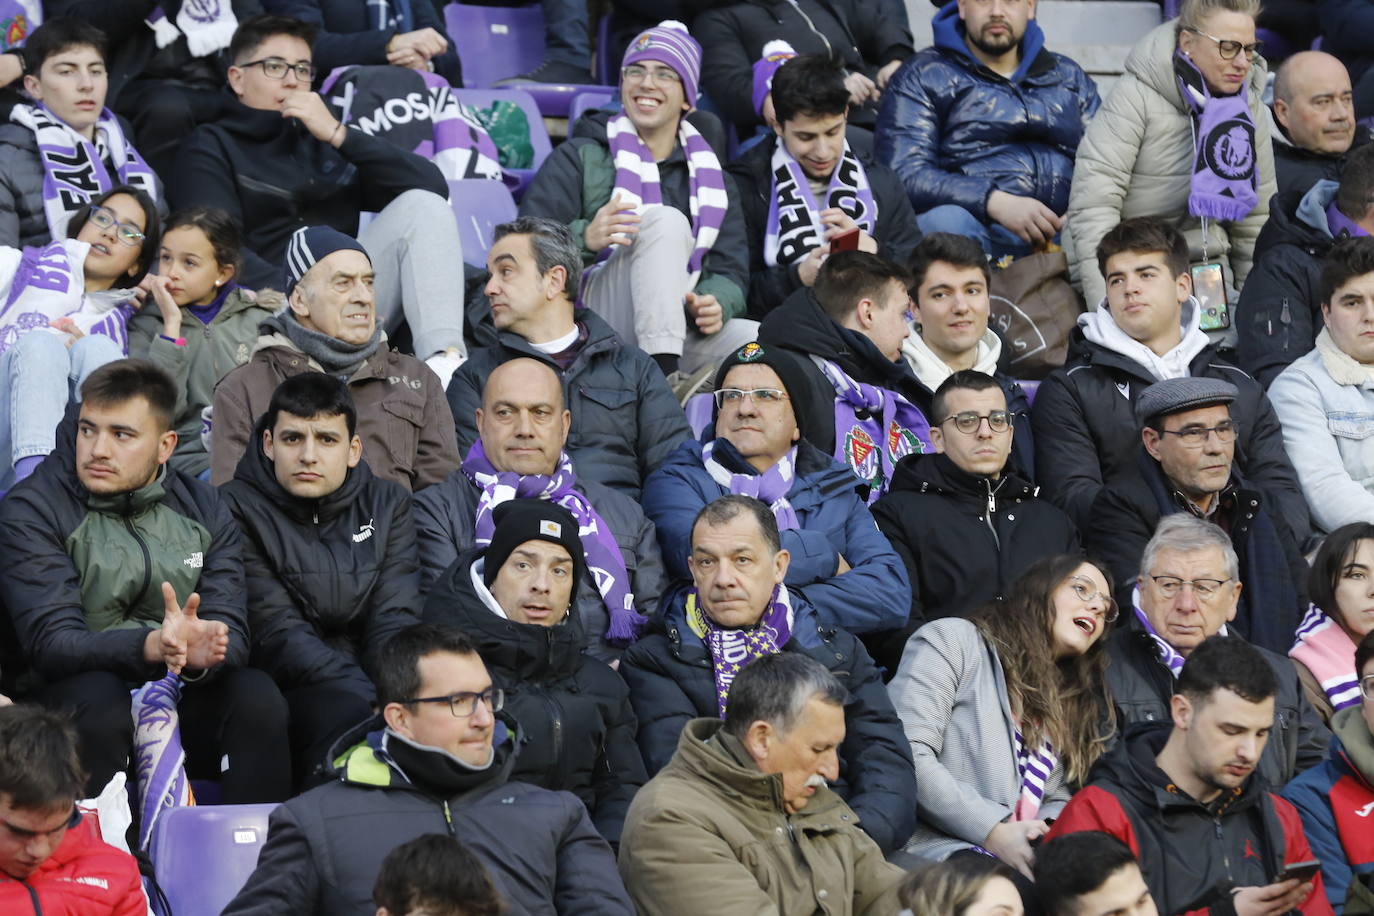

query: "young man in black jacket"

left=219, top=372, right=420, bottom=788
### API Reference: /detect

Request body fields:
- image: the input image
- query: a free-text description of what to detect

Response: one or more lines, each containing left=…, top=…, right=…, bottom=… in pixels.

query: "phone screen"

left=1191, top=262, right=1231, bottom=331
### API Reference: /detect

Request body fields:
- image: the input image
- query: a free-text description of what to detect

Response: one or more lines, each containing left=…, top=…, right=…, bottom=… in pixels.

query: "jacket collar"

left=1077, top=296, right=1210, bottom=383
left=931, top=0, right=1049, bottom=83
left=329, top=711, right=522, bottom=798
left=85, top=465, right=169, bottom=516
left=902, top=327, right=1002, bottom=392
left=887, top=450, right=1032, bottom=500
left=251, top=329, right=395, bottom=382
left=231, top=411, right=370, bottom=525
left=1316, top=326, right=1374, bottom=387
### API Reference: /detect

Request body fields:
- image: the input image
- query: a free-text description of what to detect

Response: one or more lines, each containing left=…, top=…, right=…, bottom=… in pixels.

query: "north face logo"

left=353, top=520, right=375, bottom=543
left=183, top=552, right=203, bottom=569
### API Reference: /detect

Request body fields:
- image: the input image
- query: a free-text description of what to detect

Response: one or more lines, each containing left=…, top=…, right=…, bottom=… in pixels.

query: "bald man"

left=414, top=358, right=666, bottom=660
left=1273, top=51, right=1369, bottom=197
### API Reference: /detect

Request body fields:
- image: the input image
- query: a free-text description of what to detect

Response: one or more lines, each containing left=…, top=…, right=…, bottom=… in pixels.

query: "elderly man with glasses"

left=1102, top=512, right=1327, bottom=789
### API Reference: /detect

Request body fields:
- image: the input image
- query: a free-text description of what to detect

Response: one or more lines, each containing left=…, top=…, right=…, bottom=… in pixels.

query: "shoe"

left=425, top=347, right=467, bottom=390
left=668, top=362, right=717, bottom=407
left=494, top=59, right=596, bottom=85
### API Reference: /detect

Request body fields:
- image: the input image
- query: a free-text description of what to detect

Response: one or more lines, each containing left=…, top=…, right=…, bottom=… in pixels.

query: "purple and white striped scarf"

left=701, top=440, right=799, bottom=531
left=813, top=356, right=931, bottom=502
left=1131, top=585, right=1229, bottom=677
left=1011, top=723, right=1057, bottom=821
left=462, top=440, right=646, bottom=643
left=0, top=240, right=134, bottom=356
left=1290, top=605, right=1362, bottom=712
left=145, top=1, right=237, bottom=56
left=685, top=585, right=794, bottom=718
left=764, top=140, right=875, bottom=267
left=131, top=674, right=193, bottom=851
left=10, top=103, right=159, bottom=243
left=1175, top=50, right=1258, bottom=223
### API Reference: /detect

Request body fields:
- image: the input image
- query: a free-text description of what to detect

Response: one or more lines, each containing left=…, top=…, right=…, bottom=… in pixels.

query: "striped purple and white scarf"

left=1131, top=585, right=1228, bottom=677
left=764, top=140, right=874, bottom=267
left=145, top=0, right=237, bottom=56
left=701, top=440, right=799, bottom=531
left=1290, top=605, right=1362, bottom=711
left=813, top=356, right=931, bottom=502
left=686, top=585, right=794, bottom=718
left=0, top=239, right=134, bottom=356
left=1011, top=723, right=1057, bottom=821
left=131, top=674, right=194, bottom=851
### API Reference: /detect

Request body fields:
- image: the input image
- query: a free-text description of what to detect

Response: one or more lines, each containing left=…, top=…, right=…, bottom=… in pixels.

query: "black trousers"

left=284, top=679, right=375, bottom=791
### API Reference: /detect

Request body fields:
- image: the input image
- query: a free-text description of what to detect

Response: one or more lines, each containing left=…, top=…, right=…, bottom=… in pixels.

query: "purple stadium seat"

left=451, top=87, right=551, bottom=198
left=1019, top=379, right=1041, bottom=405
left=685, top=392, right=713, bottom=438
left=150, top=804, right=278, bottom=916
left=1255, top=27, right=1293, bottom=64
left=449, top=178, right=518, bottom=267
left=569, top=88, right=617, bottom=128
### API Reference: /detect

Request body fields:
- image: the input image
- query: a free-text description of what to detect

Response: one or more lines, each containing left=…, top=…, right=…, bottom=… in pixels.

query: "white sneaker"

left=425, top=348, right=467, bottom=390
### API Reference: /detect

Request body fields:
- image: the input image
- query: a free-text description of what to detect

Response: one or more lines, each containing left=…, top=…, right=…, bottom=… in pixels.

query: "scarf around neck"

left=1290, top=605, right=1363, bottom=711
left=701, top=439, right=799, bottom=531
left=262, top=309, right=382, bottom=378
left=1175, top=49, right=1258, bottom=223
left=763, top=140, right=875, bottom=267
left=685, top=585, right=795, bottom=717
left=902, top=326, right=1002, bottom=393
left=1131, top=584, right=1229, bottom=677
left=145, top=0, right=239, bottom=56
left=1011, top=722, right=1058, bottom=821
left=10, top=103, right=159, bottom=243
left=461, top=440, right=645, bottom=643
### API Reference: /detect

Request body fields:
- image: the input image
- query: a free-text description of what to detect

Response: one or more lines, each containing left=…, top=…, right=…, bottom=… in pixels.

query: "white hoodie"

left=902, top=326, right=1003, bottom=391
left=1077, top=295, right=1210, bottom=382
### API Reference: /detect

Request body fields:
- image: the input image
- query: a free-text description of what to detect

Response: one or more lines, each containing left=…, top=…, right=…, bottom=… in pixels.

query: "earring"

left=214, top=280, right=222, bottom=286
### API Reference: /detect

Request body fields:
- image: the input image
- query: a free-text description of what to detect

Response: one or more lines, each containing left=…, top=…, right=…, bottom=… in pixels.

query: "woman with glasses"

left=1291, top=522, right=1374, bottom=725
left=0, top=184, right=159, bottom=488
left=1064, top=0, right=1274, bottom=313
left=887, top=555, right=1116, bottom=897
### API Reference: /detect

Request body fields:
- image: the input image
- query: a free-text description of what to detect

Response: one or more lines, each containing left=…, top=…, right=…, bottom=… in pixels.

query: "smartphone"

left=830, top=228, right=861, bottom=252
left=1276, top=860, right=1321, bottom=884
left=1191, top=262, right=1231, bottom=331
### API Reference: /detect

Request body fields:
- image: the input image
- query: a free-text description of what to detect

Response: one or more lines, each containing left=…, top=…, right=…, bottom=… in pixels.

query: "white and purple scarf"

left=1011, top=723, right=1057, bottom=822
left=462, top=440, right=646, bottom=643
left=1175, top=49, right=1258, bottom=223
left=764, top=140, right=874, bottom=267
left=145, top=0, right=237, bottom=56
left=813, top=356, right=931, bottom=502
left=1290, top=605, right=1362, bottom=712
left=10, top=103, right=158, bottom=243
left=130, top=674, right=193, bottom=851
left=594, top=113, right=727, bottom=286
left=685, top=584, right=795, bottom=717
left=1131, top=585, right=1229, bottom=677
left=702, top=440, right=799, bottom=531
left=0, top=239, right=134, bottom=355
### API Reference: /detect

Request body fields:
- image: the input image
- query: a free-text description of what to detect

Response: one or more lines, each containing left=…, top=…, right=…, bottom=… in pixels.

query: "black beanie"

left=483, top=499, right=586, bottom=587
left=711, top=341, right=813, bottom=440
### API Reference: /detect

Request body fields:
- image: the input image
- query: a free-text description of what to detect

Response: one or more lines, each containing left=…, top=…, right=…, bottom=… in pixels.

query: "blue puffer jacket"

left=874, top=1, right=1099, bottom=220
left=641, top=436, right=910, bottom=635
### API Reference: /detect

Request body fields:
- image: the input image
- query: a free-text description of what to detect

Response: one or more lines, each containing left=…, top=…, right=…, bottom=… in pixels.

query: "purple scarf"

left=1327, top=200, right=1370, bottom=239
left=814, top=357, right=932, bottom=501
left=130, top=674, right=193, bottom=851
left=685, top=585, right=794, bottom=717
left=1175, top=50, right=1258, bottom=223
left=701, top=440, right=800, bottom=531
left=764, top=140, right=875, bottom=266
left=1011, top=724, right=1058, bottom=821
left=462, top=440, right=646, bottom=643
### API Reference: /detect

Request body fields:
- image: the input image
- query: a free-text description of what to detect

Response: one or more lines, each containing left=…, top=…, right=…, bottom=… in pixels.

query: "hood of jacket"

left=1125, top=20, right=1268, bottom=114
left=758, top=287, right=912, bottom=389
left=1330, top=705, right=1374, bottom=786
left=1077, top=294, right=1211, bottom=381
left=887, top=451, right=1037, bottom=502
left=231, top=411, right=375, bottom=526
left=326, top=710, right=522, bottom=797
left=1253, top=179, right=1339, bottom=262
left=931, top=0, right=1048, bottom=84
left=902, top=327, right=1003, bottom=393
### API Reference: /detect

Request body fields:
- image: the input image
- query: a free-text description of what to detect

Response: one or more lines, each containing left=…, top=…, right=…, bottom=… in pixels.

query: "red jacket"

left=0, top=816, right=146, bottom=915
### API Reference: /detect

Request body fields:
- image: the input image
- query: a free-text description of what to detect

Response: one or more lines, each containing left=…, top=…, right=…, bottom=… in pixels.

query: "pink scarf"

left=1290, top=605, right=1362, bottom=711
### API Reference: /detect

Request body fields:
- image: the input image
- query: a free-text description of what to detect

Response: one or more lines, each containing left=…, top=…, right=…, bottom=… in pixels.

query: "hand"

left=280, top=90, right=343, bottom=146
left=820, top=208, right=878, bottom=254
left=843, top=70, right=879, bottom=106
left=157, top=582, right=229, bottom=675
left=49, top=317, right=85, bottom=346
left=797, top=246, right=828, bottom=286
left=983, top=819, right=1049, bottom=878
left=986, top=190, right=1063, bottom=245
left=1232, top=880, right=1314, bottom=916
left=0, top=694, right=13, bottom=707
left=876, top=59, right=903, bottom=91
left=0, top=53, right=21, bottom=90
left=584, top=193, right=641, bottom=252
left=141, top=275, right=182, bottom=338
left=388, top=28, right=447, bottom=64
left=685, top=292, right=723, bottom=335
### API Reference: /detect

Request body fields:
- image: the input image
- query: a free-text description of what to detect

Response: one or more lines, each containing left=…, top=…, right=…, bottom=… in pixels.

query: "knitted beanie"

left=622, top=20, right=702, bottom=106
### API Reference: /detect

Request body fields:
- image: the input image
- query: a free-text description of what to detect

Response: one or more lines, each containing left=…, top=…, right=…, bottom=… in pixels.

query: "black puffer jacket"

left=618, top=589, right=917, bottom=856
left=868, top=452, right=1079, bottom=674
left=1272, top=127, right=1372, bottom=199
left=218, top=415, right=421, bottom=696
left=421, top=547, right=647, bottom=846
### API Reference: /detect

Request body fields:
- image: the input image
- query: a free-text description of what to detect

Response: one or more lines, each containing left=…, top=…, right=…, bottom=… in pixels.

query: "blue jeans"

left=917, top=204, right=1039, bottom=261
left=0, top=331, right=122, bottom=487
left=542, top=0, right=590, bottom=68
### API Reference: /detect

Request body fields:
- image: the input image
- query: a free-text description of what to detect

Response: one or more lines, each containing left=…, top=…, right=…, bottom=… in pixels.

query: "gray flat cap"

left=1135, top=377, right=1239, bottom=428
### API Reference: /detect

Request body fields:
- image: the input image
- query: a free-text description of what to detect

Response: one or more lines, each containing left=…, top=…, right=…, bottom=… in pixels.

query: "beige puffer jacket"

left=1064, top=19, right=1275, bottom=308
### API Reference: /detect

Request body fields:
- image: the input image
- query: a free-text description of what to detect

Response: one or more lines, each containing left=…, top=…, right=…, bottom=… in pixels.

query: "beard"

left=966, top=21, right=1019, bottom=56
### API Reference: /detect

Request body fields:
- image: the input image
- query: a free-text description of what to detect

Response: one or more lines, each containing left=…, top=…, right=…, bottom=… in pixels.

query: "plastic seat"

left=150, top=804, right=278, bottom=916
left=569, top=88, right=617, bottom=129
left=451, top=87, right=551, bottom=198
left=449, top=179, right=518, bottom=267
left=1018, top=379, right=1041, bottom=406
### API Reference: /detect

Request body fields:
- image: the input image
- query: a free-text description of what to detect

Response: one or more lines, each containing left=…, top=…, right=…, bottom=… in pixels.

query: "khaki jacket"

left=618, top=718, right=905, bottom=916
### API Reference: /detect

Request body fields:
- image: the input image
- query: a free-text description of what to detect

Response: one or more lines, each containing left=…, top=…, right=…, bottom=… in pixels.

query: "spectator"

left=0, top=705, right=146, bottom=915
left=618, top=651, right=907, bottom=914
left=886, top=555, right=1116, bottom=875
left=695, top=0, right=912, bottom=140
left=127, top=207, right=277, bottom=478
left=421, top=499, right=647, bottom=847
left=1291, top=523, right=1374, bottom=724
left=264, top=0, right=460, bottom=84
left=757, top=251, right=932, bottom=499
left=875, top=0, right=1098, bottom=259
left=1237, top=144, right=1374, bottom=387
left=0, top=18, right=161, bottom=251
left=1047, top=636, right=1333, bottom=916
left=1105, top=514, right=1327, bottom=789
left=1282, top=630, right=1374, bottom=913
left=737, top=39, right=798, bottom=153
left=518, top=21, right=755, bottom=379
left=726, top=54, right=920, bottom=317
left=173, top=14, right=469, bottom=383
left=644, top=342, right=909, bottom=636
left=1033, top=832, right=1158, bottom=916
left=1272, top=51, right=1367, bottom=199
left=210, top=226, right=459, bottom=492
left=446, top=217, right=691, bottom=501
left=0, top=359, right=291, bottom=802
left=897, top=856, right=1024, bottom=916
left=904, top=233, right=1035, bottom=476
left=373, top=834, right=506, bottom=916
left=418, top=357, right=664, bottom=658
left=492, top=0, right=594, bottom=86
left=219, top=373, right=420, bottom=788
left=619, top=495, right=917, bottom=855
left=1031, top=217, right=1309, bottom=540
left=1065, top=0, right=1274, bottom=310
left=1317, top=0, right=1374, bottom=105
left=0, top=185, right=159, bottom=489
left=1086, top=378, right=1308, bottom=653
left=223, top=623, right=635, bottom=915
left=870, top=371, right=1078, bottom=673
left=1270, top=236, right=1374, bottom=533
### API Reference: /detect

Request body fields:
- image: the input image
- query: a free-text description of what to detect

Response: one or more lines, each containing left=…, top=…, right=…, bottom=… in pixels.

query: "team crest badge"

left=888, top=421, right=921, bottom=461
left=845, top=426, right=879, bottom=481
left=736, top=341, right=765, bottom=362
left=634, top=34, right=654, bottom=51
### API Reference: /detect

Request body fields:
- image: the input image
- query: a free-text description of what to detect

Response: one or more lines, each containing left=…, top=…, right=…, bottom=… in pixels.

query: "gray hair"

left=1178, top=0, right=1260, bottom=33
left=1139, top=514, right=1240, bottom=583
left=722, top=653, right=848, bottom=740
left=493, top=216, right=583, bottom=300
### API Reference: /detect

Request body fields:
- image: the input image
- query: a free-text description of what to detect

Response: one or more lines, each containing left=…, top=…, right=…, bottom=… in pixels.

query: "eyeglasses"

left=1362, top=675, right=1374, bottom=701
left=1067, top=576, right=1119, bottom=623
left=1184, top=28, right=1263, bottom=61
left=939, top=410, right=1012, bottom=435
left=403, top=687, right=505, bottom=718
left=237, top=57, right=316, bottom=81
left=1149, top=575, right=1232, bottom=599
left=1158, top=420, right=1237, bottom=448
left=87, top=206, right=145, bottom=247
left=621, top=65, right=682, bottom=86
left=713, top=388, right=790, bottom=408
